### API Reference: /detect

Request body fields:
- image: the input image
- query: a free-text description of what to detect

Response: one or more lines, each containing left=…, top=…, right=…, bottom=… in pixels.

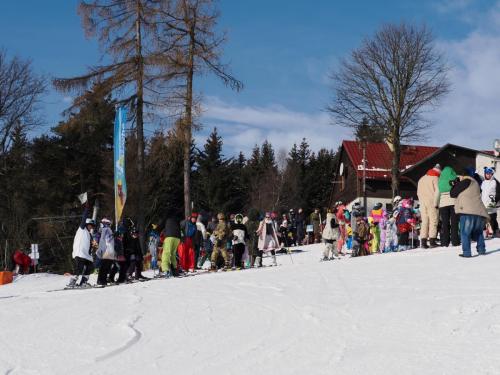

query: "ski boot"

left=209, top=262, right=217, bottom=272
left=254, top=257, right=262, bottom=268
left=429, top=238, right=438, bottom=248
left=79, top=276, right=92, bottom=288
left=66, top=276, right=78, bottom=289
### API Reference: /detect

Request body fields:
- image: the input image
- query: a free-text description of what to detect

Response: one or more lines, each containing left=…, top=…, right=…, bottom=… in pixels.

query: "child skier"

left=231, top=213, right=248, bottom=269
left=355, top=215, right=370, bottom=256
left=211, top=213, right=231, bottom=271
left=321, top=210, right=340, bottom=260
left=68, top=203, right=96, bottom=288
left=96, top=218, right=115, bottom=287
left=256, top=212, right=280, bottom=267
left=396, top=198, right=415, bottom=251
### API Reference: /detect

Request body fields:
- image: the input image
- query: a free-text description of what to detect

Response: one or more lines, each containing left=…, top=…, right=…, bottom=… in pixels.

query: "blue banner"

left=114, top=106, right=127, bottom=226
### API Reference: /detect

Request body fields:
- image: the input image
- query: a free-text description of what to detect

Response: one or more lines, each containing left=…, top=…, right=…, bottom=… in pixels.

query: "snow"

left=2, top=240, right=500, bottom=375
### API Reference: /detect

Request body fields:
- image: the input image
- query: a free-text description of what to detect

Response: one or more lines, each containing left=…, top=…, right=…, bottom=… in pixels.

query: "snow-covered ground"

left=2, top=239, right=500, bottom=375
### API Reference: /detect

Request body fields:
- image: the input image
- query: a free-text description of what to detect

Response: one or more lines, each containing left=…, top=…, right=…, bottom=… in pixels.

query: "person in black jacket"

left=295, top=208, right=305, bottom=245
left=231, top=214, right=249, bottom=269
left=122, top=220, right=148, bottom=281
left=161, top=217, right=181, bottom=277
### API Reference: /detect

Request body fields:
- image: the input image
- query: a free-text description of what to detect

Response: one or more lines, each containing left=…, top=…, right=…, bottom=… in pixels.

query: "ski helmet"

left=85, top=218, right=96, bottom=226
left=101, top=218, right=111, bottom=226
left=484, top=167, right=494, bottom=175
left=373, top=202, right=383, bottom=210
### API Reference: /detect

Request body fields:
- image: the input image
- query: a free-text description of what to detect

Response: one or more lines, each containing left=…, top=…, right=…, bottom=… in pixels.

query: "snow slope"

left=1, top=240, right=500, bottom=375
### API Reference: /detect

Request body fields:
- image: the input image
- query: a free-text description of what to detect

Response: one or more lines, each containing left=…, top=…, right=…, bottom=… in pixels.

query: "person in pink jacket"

left=417, top=164, right=441, bottom=248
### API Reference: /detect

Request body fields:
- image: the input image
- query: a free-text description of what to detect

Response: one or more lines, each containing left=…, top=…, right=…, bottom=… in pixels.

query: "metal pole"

left=363, top=142, right=368, bottom=216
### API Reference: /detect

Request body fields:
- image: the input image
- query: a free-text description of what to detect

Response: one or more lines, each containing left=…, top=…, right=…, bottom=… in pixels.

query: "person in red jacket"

left=12, top=249, right=31, bottom=274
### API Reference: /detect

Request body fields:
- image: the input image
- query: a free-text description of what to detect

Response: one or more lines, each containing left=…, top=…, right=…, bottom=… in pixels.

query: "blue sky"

left=1, top=0, right=499, bottom=155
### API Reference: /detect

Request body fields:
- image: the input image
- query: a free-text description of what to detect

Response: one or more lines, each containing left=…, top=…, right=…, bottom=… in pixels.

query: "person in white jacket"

left=322, top=210, right=340, bottom=260
left=68, top=205, right=96, bottom=288
left=96, top=218, right=115, bottom=287
left=481, top=167, right=499, bottom=236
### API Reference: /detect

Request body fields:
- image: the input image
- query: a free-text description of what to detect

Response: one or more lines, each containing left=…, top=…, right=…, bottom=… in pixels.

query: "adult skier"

left=68, top=203, right=96, bottom=288
left=96, top=218, right=115, bottom=287
left=481, top=167, right=499, bottom=237
left=256, top=212, right=280, bottom=267
left=231, top=213, right=248, bottom=269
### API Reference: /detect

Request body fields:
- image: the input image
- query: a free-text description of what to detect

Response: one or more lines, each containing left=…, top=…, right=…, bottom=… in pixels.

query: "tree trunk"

left=135, top=0, right=146, bottom=250
left=183, top=15, right=195, bottom=218
left=391, top=137, right=401, bottom=199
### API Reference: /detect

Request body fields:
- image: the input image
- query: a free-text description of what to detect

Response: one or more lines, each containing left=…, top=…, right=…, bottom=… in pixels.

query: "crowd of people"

left=322, top=164, right=499, bottom=261
left=66, top=205, right=328, bottom=288
left=60, top=165, right=499, bottom=288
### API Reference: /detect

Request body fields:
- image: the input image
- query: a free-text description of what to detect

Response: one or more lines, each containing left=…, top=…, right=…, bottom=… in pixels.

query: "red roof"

left=342, top=140, right=439, bottom=180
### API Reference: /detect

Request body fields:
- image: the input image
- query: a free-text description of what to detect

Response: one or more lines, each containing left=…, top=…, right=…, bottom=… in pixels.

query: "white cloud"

left=430, top=4, right=500, bottom=150
left=200, top=97, right=350, bottom=156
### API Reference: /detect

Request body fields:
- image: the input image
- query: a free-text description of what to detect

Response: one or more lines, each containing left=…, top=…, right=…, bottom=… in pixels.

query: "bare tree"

left=53, top=0, right=173, bottom=246
left=157, top=0, right=243, bottom=217
left=0, top=50, right=45, bottom=155
left=327, top=23, right=450, bottom=196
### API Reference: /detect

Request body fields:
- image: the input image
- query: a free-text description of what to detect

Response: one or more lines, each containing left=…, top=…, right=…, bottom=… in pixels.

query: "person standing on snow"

left=481, top=167, right=500, bottom=237
left=279, top=213, right=290, bottom=248
left=256, top=212, right=280, bottom=267
left=211, top=213, right=231, bottom=271
left=310, top=208, right=321, bottom=243
left=321, top=209, right=340, bottom=260
left=195, top=215, right=207, bottom=269
left=435, top=166, right=460, bottom=247
left=96, top=218, right=115, bottom=287
left=295, top=208, right=306, bottom=245
left=161, top=217, right=181, bottom=277
left=450, top=171, right=490, bottom=257
left=146, top=224, right=160, bottom=271
left=179, top=213, right=198, bottom=272
left=68, top=203, right=96, bottom=288
left=199, top=216, right=217, bottom=269
left=417, top=164, right=441, bottom=248
left=231, top=213, right=248, bottom=269
left=123, top=223, right=148, bottom=281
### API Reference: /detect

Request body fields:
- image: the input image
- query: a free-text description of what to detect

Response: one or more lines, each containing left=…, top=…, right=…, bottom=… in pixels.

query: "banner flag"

left=114, top=106, right=127, bottom=227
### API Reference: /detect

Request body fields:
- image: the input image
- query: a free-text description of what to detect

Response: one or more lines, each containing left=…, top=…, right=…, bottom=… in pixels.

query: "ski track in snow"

left=95, top=315, right=143, bottom=363
left=1, top=240, right=500, bottom=374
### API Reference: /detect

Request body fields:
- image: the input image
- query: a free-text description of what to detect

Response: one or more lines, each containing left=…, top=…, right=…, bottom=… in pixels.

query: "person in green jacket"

left=435, top=166, right=460, bottom=247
